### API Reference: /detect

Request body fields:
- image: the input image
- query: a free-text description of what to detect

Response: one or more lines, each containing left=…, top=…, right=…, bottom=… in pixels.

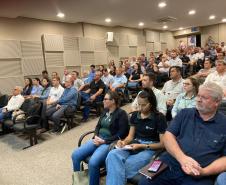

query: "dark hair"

left=25, top=78, right=32, bottom=87
left=90, top=64, right=95, bottom=68
left=169, top=66, right=182, bottom=74
left=52, top=76, right=60, bottom=82
left=72, top=70, right=79, bottom=76
left=42, top=77, right=50, bottom=88
left=134, top=62, right=142, bottom=74
left=106, top=90, right=121, bottom=107
left=34, top=78, right=41, bottom=84
left=143, top=73, right=156, bottom=83
left=186, top=77, right=199, bottom=95
left=138, top=87, right=157, bottom=113
left=42, top=70, right=48, bottom=75
left=103, top=68, right=108, bottom=72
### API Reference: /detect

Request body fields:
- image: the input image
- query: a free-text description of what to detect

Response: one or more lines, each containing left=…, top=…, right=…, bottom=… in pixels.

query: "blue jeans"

left=0, top=108, right=12, bottom=122
left=127, top=82, right=139, bottom=88
left=71, top=139, right=110, bottom=185
left=106, top=148, right=155, bottom=185
left=80, top=91, right=102, bottom=119
left=216, top=172, right=226, bottom=185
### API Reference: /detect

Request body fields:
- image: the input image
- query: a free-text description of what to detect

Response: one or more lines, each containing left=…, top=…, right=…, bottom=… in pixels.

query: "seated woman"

left=30, top=78, right=43, bottom=96
left=33, top=78, right=51, bottom=100
left=127, top=63, right=142, bottom=89
left=71, top=91, right=129, bottom=185
left=105, top=88, right=167, bottom=185
left=171, top=77, right=199, bottom=118
left=22, top=78, right=33, bottom=96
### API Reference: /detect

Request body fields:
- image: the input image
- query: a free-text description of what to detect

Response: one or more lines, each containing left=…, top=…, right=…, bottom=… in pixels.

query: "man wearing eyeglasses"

left=0, top=86, right=24, bottom=126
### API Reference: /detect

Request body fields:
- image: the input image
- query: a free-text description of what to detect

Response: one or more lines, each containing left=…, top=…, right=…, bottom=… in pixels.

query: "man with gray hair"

left=0, top=86, right=24, bottom=124
left=139, top=82, right=226, bottom=185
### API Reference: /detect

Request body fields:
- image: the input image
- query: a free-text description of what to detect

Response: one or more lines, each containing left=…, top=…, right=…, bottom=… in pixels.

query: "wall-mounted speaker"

left=106, top=32, right=114, bottom=42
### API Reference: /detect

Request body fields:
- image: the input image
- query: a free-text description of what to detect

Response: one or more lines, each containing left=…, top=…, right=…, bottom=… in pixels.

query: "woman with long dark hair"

left=106, top=88, right=167, bottom=185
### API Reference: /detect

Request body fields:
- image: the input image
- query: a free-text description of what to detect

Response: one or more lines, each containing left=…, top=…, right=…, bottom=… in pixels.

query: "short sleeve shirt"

left=89, top=79, right=105, bottom=95
left=130, top=112, right=167, bottom=142
left=161, top=108, right=226, bottom=169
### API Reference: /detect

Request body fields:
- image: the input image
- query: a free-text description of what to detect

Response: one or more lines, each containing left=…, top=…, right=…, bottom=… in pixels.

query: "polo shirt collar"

left=195, top=109, right=218, bottom=123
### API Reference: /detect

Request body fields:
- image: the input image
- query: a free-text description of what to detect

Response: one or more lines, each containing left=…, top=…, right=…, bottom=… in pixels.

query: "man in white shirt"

left=71, top=71, right=84, bottom=91
left=101, top=68, right=114, bottom=88
left=0, top=86, right=24, bottom=123
left=168, top=50, right=182, bottom=67
left=205, top=60, right=226, bottom=98
left=41, top=76, right=64, bottom=131
left=131, top=73, right=167, bottom=115
left=162, top=66, right=184, bottom=120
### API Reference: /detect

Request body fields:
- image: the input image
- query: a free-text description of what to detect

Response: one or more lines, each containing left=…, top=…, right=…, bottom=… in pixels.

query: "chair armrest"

left=78, top=130, right=95, bottom=147
left=12, top=112, right=27, bottom=124
left=24, top=115, right=41, bottom=129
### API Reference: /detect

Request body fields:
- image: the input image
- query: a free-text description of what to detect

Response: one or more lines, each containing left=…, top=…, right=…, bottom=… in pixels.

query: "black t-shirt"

left=131, top=71, right=142, bottom=80
left=89, top=79, right=105, bottom=95
left=130, top=111, right=167, bottom=142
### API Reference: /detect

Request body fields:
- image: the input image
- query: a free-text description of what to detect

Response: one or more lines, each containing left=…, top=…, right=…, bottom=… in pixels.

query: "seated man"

left=40, top=76, right=64, bottom=131
left=109, top=67, right=128, bottom=93
left=0, top=86, right=24, bottom=125
left=79, top=70, right=105, bottom=122
left=46, top=76, right=77, bottom=133
left=205, top=59, right=226, bottom=98
left=161, top=66, right=184, bottom=121
left=139, top=82, right=226, bottom=185
left=131, top=73, right=167, bottom=115
left=101, top=68, right=114, bottom=89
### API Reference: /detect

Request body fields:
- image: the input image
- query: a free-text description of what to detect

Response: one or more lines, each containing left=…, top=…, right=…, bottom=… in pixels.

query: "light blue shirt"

left=172, top=92, right=196, bottom=118
left=111, top=75, right=128, bottom=88
left=31, top=85, right=43, bottom=96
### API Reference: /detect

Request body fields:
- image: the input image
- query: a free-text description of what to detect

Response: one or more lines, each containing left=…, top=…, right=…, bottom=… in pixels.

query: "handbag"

left=72, top=170, right=89, bottom=185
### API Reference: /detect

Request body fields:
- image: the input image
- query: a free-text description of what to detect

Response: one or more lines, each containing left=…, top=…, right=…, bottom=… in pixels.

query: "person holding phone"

left=105, top=88, right=167, bottom=185
left=71, top=91, right=129, bottom=185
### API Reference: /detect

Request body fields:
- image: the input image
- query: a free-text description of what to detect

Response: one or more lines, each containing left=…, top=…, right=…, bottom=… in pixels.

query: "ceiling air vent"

left=156, top=16, right=177, bottom=23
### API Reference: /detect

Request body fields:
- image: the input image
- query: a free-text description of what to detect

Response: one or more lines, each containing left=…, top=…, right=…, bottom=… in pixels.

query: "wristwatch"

left=146, top=144, right=150, bottom=149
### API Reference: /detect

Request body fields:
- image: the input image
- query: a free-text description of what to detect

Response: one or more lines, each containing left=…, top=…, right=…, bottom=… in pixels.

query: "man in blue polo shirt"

left=139, top=82, right=226, bottom=185
left=46, top=75, right=77, bottom=133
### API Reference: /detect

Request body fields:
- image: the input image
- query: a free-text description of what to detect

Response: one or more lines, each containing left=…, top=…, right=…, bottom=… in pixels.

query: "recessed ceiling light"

left=179, top=27, right=183, bottom=30
left=163, top=25, right=168, bottom=29
left=57, top=12, right=65, bottom=18
left=138, top=22, right=144, bottom=26
left=105, top=18, right=112, bottom=23
left=209, top=15, right=216, bottom=20
left=222, top=18, right=226, bottom=22
left=158, top=2, right=167, bottom=8
left=188, top=10, right=196, bottom=15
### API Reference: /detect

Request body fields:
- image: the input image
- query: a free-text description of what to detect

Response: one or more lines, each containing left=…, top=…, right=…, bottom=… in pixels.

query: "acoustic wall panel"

left=137, top=46, right=146, bottom=56
left=63, top=36, right=79, bottom=51
left=94, top=52, right=107, bottom=65
left=161, top=43, right=167, bottom=52
left=43, top=34, right=64, bottom=52
left=80, top=51, right=95, bottom=66
left=129, top=46, right=137, bottom=56
left=22, top=57, right=45, bottom=76
left=107, top=46, right=119, bottom=61
left=0, top=40, right=21, bottom=59
left=154, top=42, right=161, bottom=52
left=119, top=46, right=130, bottom=58
left=45, top=52, right=64, bottom=66
left=137, top=35, right=146, bottom=47
left=0, top=59, right=22, bottom=77
left=64, top=50, right=80, bottom=66
left=81, top=65, right=91, bottom=73
left=21, top=41, right=43, bottom=57
left=128, top=35, right=138, bottom=46
left=94, top=39, right=106, bottom=52
left=146, top=30, right=160, bottom=43
left=119, top=34, right=129, bottom=46
left=79, top=38, right=94, bottom=51
left=0, top=76, right=24, bottom=94
left=146, top=42, right=154, bottom=53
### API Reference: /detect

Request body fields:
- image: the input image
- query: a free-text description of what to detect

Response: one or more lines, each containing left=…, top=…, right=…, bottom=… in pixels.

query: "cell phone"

left=148, top=160, right=162, bottom=173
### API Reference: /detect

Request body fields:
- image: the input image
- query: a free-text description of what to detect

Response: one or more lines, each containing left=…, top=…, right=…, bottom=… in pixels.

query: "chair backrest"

left=0, top=94, right=9, bottom=108
left=21, top=99, right=42, bottom=116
